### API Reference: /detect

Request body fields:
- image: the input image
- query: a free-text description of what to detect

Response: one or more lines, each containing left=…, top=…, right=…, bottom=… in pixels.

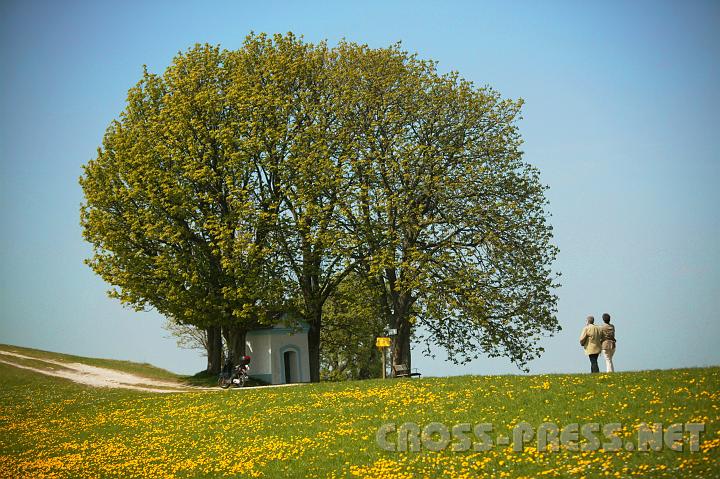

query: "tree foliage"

left=80, top=44, right=286, bottom=371
left=320, top=274, right=385, bottom=381
left=332, top=43, right=560, bottom=370
left=81, top=33, right=559, bottom=380
left=234, top=35, right=357, bottom=381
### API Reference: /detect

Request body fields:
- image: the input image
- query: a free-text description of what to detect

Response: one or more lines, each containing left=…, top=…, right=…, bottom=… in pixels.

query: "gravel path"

left=0, top=350, right=206, bottom=393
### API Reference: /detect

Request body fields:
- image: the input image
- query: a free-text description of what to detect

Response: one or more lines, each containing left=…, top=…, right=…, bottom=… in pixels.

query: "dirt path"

left=0, top=350, right=206, bottom=393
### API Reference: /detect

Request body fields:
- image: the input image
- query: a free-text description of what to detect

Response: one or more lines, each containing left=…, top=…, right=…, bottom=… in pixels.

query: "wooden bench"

left=393, top=363, right=421, bottom=378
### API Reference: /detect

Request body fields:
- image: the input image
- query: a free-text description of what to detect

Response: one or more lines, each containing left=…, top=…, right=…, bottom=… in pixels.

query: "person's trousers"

left=589, top=353, right=600, bottom=373
left=603, top=348, right=615, bottom=373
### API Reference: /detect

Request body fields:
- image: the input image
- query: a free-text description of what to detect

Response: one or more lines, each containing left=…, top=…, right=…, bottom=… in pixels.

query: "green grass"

left=0, top=344, right=275, bottom=390
left=0, top=343, right=184, bottom=382
left=0, top=347, right=718, bottom=478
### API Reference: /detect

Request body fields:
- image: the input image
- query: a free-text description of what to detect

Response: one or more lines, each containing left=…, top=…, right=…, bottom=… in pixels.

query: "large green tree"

left=81, top=34, right=559, bottom=381
left=333, top=42, right=560, bottom=372
left=234, top=34, right=357, bottom=382
left=80, top=44, right=284, bottom=373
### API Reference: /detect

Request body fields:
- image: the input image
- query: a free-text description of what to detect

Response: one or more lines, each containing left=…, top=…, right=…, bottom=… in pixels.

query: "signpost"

left=375, top=337, right=391, bottom=379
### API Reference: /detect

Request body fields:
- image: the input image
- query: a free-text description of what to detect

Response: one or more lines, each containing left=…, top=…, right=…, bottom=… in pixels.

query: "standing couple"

left=579, top=313, right=616, bottom=373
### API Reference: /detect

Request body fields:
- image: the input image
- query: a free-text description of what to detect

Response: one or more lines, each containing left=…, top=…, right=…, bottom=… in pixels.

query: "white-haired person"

left=579, top=315, right=602, bottom=373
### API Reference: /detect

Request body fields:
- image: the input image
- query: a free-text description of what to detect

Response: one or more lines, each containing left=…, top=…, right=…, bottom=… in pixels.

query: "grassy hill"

left=0, top=344, right=183, bottom=381
left=0, top=345, right=718, bottom=478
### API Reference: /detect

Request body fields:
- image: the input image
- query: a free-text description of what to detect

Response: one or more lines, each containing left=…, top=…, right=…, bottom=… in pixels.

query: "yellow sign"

left=376, top=337, right=391, bottom=348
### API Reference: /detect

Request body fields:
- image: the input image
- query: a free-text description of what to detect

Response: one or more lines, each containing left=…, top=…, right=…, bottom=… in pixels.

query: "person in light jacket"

left=600, top=313, right=617, bottom=372
left=579, top=315, right=602, bottom=373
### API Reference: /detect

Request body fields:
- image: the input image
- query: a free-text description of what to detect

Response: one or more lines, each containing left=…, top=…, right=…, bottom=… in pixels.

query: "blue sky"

left=1, top=0, right=718, bottom=376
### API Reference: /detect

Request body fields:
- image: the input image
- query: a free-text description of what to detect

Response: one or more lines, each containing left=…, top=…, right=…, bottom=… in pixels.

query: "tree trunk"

left=381, top=268, right=414, bottom=377
left=391, top=314, right=412, bottom=376
left=222, top=324, right=247, bottom=363
left=358, top=343, right=379, bottom=379
left=206, top=325, right=223, bottom=374
left=307, top=312, right=321, bottom=383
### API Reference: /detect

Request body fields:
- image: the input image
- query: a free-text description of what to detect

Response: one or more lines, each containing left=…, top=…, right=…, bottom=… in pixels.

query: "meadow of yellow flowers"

left=0, top=349, right=717, bottom=478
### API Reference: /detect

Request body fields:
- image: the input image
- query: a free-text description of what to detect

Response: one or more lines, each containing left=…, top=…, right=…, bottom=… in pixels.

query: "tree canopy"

left=332, top=42, right=560, bottom=370
left=80, top=33, right=559, bottom=380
